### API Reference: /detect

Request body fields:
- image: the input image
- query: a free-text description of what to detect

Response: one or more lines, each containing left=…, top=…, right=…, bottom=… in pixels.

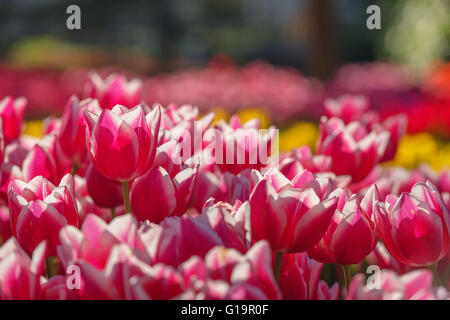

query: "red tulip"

left=374, top=181, right=450, bottom=266
left=85, top=163, right=123, bottom=208
left=84, top=73, right=142, bottom=110
left=85, top=104, right=161, bottom=182
left=0, top=96, right=26, bottom=142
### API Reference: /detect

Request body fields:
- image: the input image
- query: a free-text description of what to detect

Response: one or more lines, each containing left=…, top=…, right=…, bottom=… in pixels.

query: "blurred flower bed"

left=4, top=59, right=450, bottom=172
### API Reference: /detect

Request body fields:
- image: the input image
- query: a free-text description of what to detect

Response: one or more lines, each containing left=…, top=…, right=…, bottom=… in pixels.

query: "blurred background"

left=0, top=0, right=449, bottom=169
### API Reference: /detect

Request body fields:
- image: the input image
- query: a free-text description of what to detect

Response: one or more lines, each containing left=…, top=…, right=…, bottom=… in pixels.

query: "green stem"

left=429, top=264, right=441, bottom=286
left=71, top=164, right=79, bottom=176
left=121, top=181, right=132, bottom=214
left=273, top=251, right=284, bottom=283
left=343, top=265, right=352, bottom=289
left=46, top=257, right=57, bottom=278
left=110, top=207, right=116, bottom=220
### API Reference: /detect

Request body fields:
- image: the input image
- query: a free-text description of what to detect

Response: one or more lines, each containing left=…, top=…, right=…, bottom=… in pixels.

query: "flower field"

left=0, top=62, right=449, bottom=300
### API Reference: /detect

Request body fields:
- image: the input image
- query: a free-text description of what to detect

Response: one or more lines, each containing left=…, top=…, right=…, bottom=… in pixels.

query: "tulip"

left=58, top=96, right=101, bottom=172
left=85, top=105, right=161, bottom=213
left=0, top=163, right=22, bottom=204
left=324, top=95, right=370, bottom=124
left=7, top=174, right=78, bottom=254
left=0, top=96, right=26, bottom=142
left=213, top=118, right=276, bottom=174
left=139, top=215, right=224, bottom=267
left=346, top=269, right=448, bottom=300
left=374, top=181, right=450, bottom=267
left=85, top=163, right=123, bottom=210
left=376, top=114, right=408, bottom=162
left=249, top=169, right=338, bottom=280
left=279, top=146, right=332, bottom=179
left=0, top=120, right=4, bottom=165
left=0, top=205, right=12, bottom=244
left=73, top=175, right=119, bottom=223
left=130, top=166, right=197, bottom=223
left=84, top=73, right=142, bottom=110
left=317, top=117, right=390, bottom=182
left=0, top=239, right=47, bottom=299
left=278, top=252, right=339, bottom=300
left=308, top=186, right=379, bottom=266
left=58, top=213, right=145, bottom=270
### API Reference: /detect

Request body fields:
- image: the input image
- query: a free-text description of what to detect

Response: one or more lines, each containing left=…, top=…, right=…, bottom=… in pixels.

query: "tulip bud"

left=0, top=96, right=26, bottom=142
left=130, top=166, right=197, bottom=223
left=59, top=96, right=101, bottom=168
left=85, top=163, right=123, bottom=208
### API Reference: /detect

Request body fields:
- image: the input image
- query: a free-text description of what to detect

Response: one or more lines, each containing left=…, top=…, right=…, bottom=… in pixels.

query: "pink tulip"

left=85, top=163, right=123, bottom=209
left=308, top=186, right=379, bottom=265
left=317, top=117, right=390, bottom=182
left=201, top=200, right=250, bottom=252
left=7, top=174, right=78, bottom=254
left=58, top=96, right=101, bottom=168
left=0, top=163, right=22, bottom=204
left=139, top=215, right=225, bottom=267
left=279, top=146, right=332, bottom=179
left=0, top=206, right=12, bottom=244
left=0, top=96, right=26, bottom=142
left=191, top=170, right=226, bottom=211
left=85, top=104, right=161, bottom=182
left=0, top=238, right=47, bottom=300
left=346, top=269, right=448, bottom=300
left=130, top=166, right=197, bottom=223
left=0, top=120, right=4, bottom=165
left=213, top=118, right=275, bottom=175
left=376, top=114, right=407, bottom=162
left=224, top=169, right=251, bottom=204
left=84, top=73, right=142, bottom=110
left=22, top=134, right=71, bottom=184
left=324, top=95, right=370, bottom=124
left=374, top=181, right=450, bottom=266
left=279, top=252, right=339, bottom=300
left=366, top=242, right=414, bottom=275
left=161, top=103, right=199, bottom=130
left=58, top=214, right=145, bottom=270
left=249, top=169, right=338, bottom=253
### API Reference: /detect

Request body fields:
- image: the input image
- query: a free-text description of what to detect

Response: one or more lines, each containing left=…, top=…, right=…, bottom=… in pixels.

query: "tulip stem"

left=46, top=257, right=57, bottom=278
left=273, top=251, right=284, bottom=283
left=121, top=181, right=132, bottom=214
left=111, top=207, right=116, bottom=220
left=429, top=264, right=441, bottom=286
left=71, top=164, right=79, bottom=176
left=343, top=265, right=352, bottom=289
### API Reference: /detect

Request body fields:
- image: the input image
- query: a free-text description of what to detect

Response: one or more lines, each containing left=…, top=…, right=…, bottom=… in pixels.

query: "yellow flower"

left=23, top=120, right=44, bottom=138
left=237, top=108, right=271, bottom=129
left=279, top=122, right=318, bottom=152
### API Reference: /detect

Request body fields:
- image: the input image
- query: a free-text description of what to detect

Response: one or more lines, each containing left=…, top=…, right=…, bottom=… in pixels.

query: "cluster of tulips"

left=0, top=72, right=449, bottom=300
